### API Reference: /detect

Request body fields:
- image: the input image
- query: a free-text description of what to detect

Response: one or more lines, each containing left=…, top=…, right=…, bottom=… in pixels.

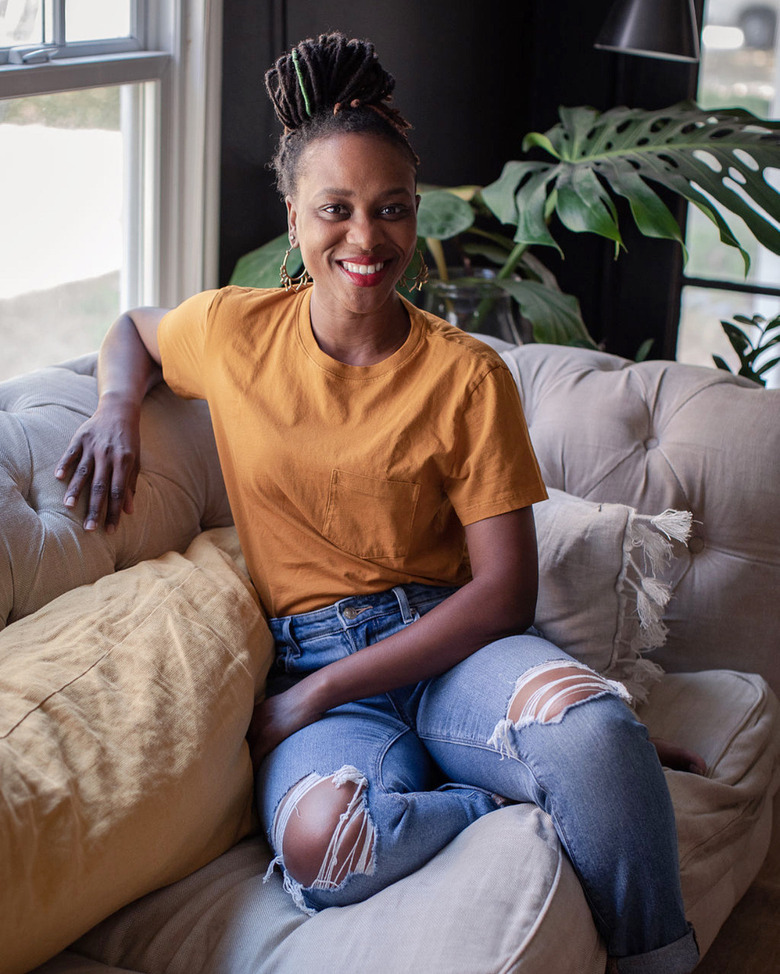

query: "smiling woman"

left=54, top=31, right=701, bottom=974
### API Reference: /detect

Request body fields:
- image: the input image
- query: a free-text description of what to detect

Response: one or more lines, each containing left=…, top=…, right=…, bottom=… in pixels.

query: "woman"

left=56, top=32, right=702, bottom=974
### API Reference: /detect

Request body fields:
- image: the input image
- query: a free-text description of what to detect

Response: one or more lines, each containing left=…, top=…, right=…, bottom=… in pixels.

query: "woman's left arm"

left=248, top=506, right=538, bottom=766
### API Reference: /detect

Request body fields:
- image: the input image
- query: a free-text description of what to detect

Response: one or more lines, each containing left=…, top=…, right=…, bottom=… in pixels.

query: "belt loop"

left=281, top=616, right=301, bottom=658
left=392, top=585, right=418, bottom=624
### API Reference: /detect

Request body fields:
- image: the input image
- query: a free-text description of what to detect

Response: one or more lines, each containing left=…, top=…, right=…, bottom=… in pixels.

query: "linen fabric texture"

left=157, top=286, right=548, bottom=617
left=0, top=528, right=274, bottom=974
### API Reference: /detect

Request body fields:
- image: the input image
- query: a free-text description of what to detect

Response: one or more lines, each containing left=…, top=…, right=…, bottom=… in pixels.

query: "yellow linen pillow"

left=0, top=527, right=273, bottom=974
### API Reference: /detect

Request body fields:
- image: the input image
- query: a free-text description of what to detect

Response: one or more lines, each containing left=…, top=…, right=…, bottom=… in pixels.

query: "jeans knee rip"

left=487, top=660, right=631, bottom=759
left=264, top=765, right=376, bottom=915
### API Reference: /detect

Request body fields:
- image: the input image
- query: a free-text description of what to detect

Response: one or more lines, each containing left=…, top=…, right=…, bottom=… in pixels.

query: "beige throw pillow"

left=0, top=528, right=273, bottom=974
left=534, top=488, right=692, bottom=701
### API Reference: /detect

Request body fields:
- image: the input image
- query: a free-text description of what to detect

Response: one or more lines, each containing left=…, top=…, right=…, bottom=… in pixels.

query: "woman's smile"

left=338, top=256, right=392, bottom=286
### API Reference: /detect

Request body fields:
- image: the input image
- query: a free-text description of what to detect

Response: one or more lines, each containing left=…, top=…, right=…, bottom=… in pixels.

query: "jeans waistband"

left=269, top=583, right=458, bottom=645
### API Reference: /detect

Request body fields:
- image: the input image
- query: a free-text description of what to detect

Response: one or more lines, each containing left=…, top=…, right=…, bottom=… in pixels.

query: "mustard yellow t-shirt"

left=158, top=286, right=547, bottom=617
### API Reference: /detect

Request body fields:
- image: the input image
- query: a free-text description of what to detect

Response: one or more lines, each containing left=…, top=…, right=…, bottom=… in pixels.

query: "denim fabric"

left=257, top=583, right=698, bottom=973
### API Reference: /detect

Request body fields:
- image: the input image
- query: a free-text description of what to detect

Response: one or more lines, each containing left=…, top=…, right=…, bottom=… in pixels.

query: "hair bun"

left=265, top=32, right=403, bottom=132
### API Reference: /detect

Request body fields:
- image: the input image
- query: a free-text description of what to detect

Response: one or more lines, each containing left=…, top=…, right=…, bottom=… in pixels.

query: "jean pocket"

left=322, top=469, right=420, bottom=559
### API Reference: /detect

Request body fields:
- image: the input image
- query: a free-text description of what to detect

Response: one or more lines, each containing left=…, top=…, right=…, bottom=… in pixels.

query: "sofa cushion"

left=534, top=488, right=691, bottom=701
left=0, top=528, right=273, bottom=974
left=69, top=807, right=605, bottom=974
left=636, top=670, right=780, bottom=953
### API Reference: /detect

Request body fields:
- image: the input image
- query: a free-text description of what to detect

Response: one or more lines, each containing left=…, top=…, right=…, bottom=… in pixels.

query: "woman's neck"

left=308, top=290, right=411, bottom=367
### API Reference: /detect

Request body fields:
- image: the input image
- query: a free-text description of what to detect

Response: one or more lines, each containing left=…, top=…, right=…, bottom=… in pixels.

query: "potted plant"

left=230, top=101, right=780, bottom=350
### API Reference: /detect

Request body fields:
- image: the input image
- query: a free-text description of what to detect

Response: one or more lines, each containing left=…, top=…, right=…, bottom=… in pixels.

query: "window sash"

left=0, top=0, right=222, bottom=312
left=0, top=0, right=144, bottom=64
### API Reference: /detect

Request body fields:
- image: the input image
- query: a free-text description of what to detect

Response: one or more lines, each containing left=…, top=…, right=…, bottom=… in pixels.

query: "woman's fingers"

left=651, top=738, right=707, bottom=775
left=54, top=438, right=83, bottom=486
left=55, top=423, right=140, bottom=533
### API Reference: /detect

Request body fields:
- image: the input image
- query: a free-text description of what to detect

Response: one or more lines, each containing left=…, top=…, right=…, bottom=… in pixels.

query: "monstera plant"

left=230, top=101, right=780, bottom=348
left=417, top=101, right=780, bottom=346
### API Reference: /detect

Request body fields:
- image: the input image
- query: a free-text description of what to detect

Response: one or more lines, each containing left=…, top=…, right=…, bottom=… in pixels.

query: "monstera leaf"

left=229, top=232, right=299, bottom=288
left=482, top=102, right=780, bottom=273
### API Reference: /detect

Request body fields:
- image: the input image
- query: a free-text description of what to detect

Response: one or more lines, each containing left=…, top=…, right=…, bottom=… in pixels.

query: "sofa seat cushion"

left=46, top=669, right=777, bottom=974
left=636, top=670, right=780, bottom=953
left=68, top=807, right=605, bottom=974
left=0, top=529, right=273, bottom=974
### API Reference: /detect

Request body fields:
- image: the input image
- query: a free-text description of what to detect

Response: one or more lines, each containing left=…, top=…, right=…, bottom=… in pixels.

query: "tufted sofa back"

left=0, top=356, right=231, bottom=629
left=1, top=345, right=778, bottom=693
left=500, top=343, right=780, bottom=693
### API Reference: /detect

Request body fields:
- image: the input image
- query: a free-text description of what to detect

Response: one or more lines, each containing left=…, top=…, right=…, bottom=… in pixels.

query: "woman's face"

left=286, top=132, right=419, bottom=319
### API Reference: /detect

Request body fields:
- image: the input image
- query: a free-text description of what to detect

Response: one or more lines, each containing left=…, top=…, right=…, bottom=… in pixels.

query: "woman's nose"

left=346, top=212, right=382, bottom=250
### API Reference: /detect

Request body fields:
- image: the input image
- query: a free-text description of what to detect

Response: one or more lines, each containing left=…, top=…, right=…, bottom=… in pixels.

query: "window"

left=676, top=0, right=780, bottom=385
left=0, top=1, right=222, bottom=380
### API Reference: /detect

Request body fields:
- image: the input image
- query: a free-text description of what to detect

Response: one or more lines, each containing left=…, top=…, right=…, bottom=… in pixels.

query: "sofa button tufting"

left=644, top=437, right=659, bottom=450
left=689, top=536, right=705, bottom=554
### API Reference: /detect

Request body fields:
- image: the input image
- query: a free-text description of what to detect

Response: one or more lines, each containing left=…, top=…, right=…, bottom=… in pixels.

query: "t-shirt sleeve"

left=157, top=289, right=220, bottom=400
left=446, top=363, right=548, bottom=525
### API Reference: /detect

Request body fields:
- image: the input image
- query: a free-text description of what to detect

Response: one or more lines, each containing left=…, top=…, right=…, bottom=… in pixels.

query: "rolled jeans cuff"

left=611, top=924, right=699, bottom=974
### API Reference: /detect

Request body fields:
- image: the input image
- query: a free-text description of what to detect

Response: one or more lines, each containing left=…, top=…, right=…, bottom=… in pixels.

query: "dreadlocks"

left=265, top=32, right=419, bottom=196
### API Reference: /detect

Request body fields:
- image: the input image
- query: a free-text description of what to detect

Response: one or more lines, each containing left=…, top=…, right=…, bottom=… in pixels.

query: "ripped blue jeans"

left=257, top=584, right=699, bottom=974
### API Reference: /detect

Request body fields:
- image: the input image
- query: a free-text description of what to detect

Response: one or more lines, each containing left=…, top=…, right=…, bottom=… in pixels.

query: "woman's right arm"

left=55, top=307, right=168, bottom=533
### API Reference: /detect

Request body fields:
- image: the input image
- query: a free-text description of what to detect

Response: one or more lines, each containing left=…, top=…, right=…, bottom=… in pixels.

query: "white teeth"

left=343, top=261, right=385, bottom=275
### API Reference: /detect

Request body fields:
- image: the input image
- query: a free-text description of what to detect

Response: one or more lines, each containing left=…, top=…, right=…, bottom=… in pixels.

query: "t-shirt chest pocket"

left=322, top=468, right=421, bottom=559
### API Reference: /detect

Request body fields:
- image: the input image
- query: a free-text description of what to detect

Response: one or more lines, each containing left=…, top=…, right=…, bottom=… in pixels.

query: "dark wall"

left=219, top=0, right=535, bottom=285
left=219, top=0, right=700, bottom=358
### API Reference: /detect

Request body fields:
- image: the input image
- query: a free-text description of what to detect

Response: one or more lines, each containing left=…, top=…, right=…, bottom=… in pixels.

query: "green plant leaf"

left=481, top=162, right=561, bottom=252
left=600, top=162, right=687, bottom=256
left=417, top=190, right=475, bottom=239
left=497, top=278, right=596, bottom=347
left=712, top=354, right=733, bottom=373
left=228, top=232, right=297, bottom=288
left=756, top=355, right=780, bottom=375
left=635, top=338, right=654, bottom=362
left=494, top=102, right=780, bottom=271
left=721, top=321, right=753, bottom=357
left=461, top=242, right=511, bottom=265
left=554, top=166, right=623, bottom=247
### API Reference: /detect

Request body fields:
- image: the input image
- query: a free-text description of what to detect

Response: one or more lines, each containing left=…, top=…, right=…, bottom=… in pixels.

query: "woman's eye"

left=380, top=204, right=406, bottom=217
left=322, top=204, right=347, bottom=216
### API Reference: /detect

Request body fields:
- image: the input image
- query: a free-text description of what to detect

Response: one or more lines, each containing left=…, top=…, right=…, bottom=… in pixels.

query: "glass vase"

left=421, top=268, right=523, bottom=344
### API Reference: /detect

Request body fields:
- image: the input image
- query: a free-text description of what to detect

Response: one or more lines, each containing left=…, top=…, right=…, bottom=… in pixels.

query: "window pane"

left=0, top=85, right=129, bottom=380
left=677, top=285, right=780, bottom=387
left=65, top=0, right=132, bottom=43
left=0, top=0, right=45, bottom=48
left=686, top=0, right=780, bottom=288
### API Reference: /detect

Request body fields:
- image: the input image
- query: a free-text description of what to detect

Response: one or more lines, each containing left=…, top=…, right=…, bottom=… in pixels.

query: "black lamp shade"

left=595, top=0, right=700, bottom=62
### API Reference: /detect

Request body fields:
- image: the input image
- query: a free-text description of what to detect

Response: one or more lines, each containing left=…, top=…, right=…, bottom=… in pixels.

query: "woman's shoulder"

left=407, top=300, right=511, bottom=375
left=209, top=285, right=303, bottom=314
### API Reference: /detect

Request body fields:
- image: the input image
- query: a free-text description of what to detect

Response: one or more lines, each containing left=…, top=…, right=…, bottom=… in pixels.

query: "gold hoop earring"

left=400, top=250, right=429, bottom=292
left=280, top=247, right=312, bottom=292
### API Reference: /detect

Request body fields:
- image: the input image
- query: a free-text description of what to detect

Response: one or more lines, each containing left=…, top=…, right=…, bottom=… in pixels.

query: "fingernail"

left=55, top=468, right=64, bottom=479
left=84, top=520, right=96, bottom=531
left=106, top=523, right=116, bottom=536
left=64, top=497, right=76, bottom=508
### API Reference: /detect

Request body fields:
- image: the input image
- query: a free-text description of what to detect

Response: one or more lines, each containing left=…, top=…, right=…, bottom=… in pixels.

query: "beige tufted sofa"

left=1, top=340, right=779, bottom=974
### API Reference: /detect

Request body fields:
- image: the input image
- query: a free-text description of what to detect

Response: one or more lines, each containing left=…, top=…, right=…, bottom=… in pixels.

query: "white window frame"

left=0, top=0, right=222, bottom=310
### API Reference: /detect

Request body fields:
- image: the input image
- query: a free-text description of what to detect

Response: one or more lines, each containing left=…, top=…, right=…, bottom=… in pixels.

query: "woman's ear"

left=285, top=196, right=298, bottom=246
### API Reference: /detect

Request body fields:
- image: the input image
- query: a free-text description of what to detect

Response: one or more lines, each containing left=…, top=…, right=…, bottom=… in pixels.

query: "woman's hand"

left=55, top=393, right=142, bottom=533
left=247, top=679, right=326, bottom=772
left=651, top=738, right=707, bottom=775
